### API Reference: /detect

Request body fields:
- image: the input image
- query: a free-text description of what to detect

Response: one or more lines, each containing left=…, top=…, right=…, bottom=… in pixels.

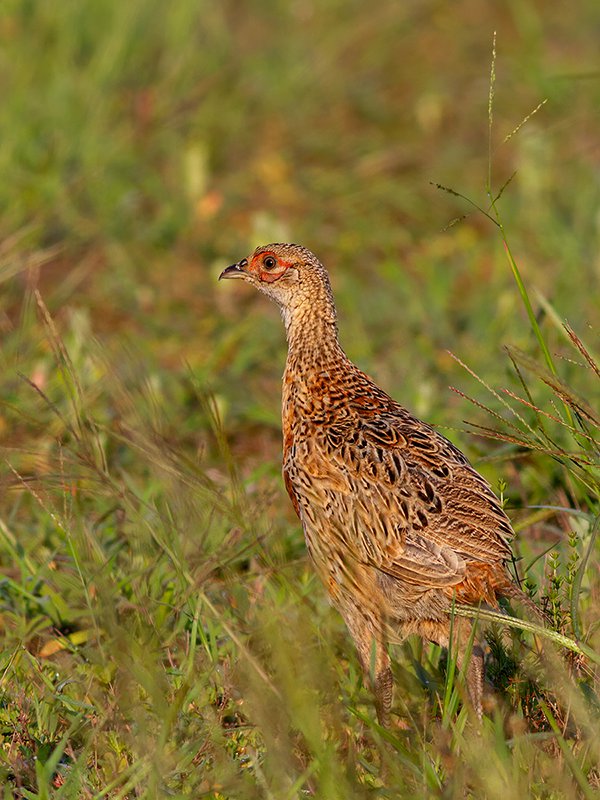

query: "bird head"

left=219, top=243, right=334, bottom=314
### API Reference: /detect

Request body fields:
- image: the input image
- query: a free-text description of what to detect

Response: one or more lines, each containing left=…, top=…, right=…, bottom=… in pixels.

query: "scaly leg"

left=463, top=642, right=484, bottom=720
left=421, top=618, right=484, bottom=720
left=373, top=659, right=394, bottom=727
left=344, top=608, right=394, bottom=726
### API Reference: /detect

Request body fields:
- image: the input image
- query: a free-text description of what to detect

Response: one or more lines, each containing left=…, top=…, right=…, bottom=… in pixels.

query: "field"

left=1, top=1, right=599, bottom=797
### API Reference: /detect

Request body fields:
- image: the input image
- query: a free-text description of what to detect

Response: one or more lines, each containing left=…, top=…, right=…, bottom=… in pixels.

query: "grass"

left=1, top=1, right=600, bottom=797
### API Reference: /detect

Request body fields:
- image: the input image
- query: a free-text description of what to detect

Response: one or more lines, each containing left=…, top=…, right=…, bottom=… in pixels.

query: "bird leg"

left=373, top=659, right=394, bottom=727
left=463, top=642, right=484, bottom=720
left=423, top=618, right=484, bottom=720
left=344, top=610, right=394, bottom=726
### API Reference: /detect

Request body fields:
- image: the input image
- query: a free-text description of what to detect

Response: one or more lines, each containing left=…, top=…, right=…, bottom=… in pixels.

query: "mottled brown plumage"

left=220, top=243, right=523, bottom=723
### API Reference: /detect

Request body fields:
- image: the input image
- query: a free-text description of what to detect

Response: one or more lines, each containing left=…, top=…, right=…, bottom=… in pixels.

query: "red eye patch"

left=258, top=257, right=293, bottom=283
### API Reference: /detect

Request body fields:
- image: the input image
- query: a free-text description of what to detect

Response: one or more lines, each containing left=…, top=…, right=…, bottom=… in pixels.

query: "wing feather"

left=318, top=410, right=513, bottom=586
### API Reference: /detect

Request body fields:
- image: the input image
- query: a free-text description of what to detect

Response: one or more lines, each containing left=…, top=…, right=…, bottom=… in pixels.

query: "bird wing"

left=306, top=407, right=514, bottom=588
left=284, top=446, right=467, bottom=590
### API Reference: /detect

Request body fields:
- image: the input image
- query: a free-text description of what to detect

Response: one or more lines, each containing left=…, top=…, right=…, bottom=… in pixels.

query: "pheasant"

left=220, top=242, right=525, bottom=724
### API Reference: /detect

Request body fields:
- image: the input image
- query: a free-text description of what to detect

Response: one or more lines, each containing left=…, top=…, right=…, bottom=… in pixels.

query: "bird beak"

left=219, top=258, right=249, bottom=280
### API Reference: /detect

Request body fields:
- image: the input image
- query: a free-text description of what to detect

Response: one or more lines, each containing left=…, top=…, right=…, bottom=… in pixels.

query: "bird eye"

left=263, top=256, right=277, bottom=270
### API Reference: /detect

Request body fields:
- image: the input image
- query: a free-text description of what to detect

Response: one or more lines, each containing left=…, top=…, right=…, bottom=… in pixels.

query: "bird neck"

left=282, top=288, right=345, bottom=370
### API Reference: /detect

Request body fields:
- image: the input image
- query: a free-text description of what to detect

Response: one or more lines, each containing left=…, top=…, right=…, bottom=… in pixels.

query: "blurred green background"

left=0, top=1, right=599, bottom=797
left=2, top=0, right=598, bottom=400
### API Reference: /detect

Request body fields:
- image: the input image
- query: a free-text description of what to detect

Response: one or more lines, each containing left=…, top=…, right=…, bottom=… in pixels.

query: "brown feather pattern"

left=220, top=242, right=525, bottom=723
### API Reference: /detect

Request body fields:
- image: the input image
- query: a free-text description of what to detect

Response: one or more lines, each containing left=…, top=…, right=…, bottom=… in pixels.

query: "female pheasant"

left=220, top=243, right=522, bottom=724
